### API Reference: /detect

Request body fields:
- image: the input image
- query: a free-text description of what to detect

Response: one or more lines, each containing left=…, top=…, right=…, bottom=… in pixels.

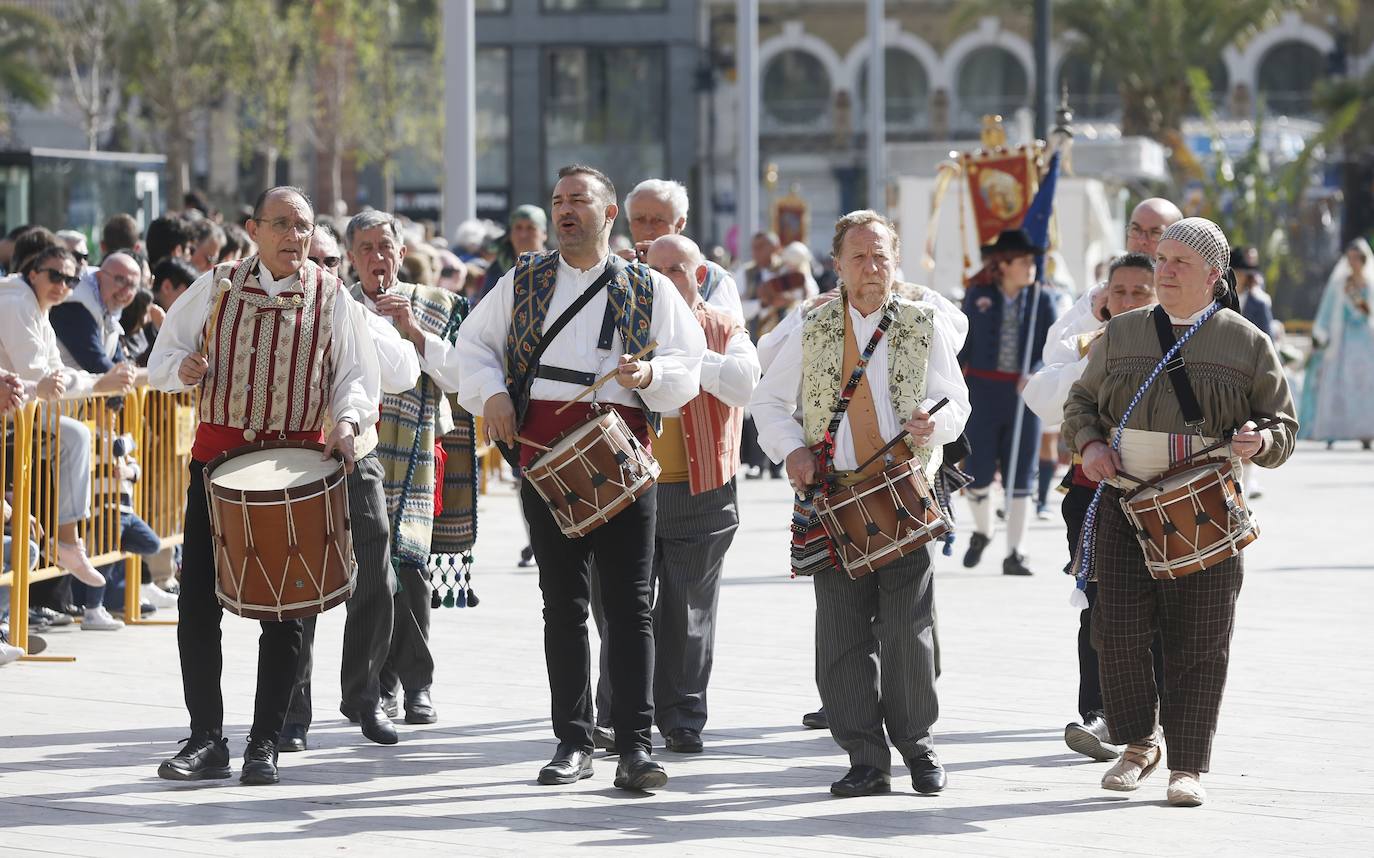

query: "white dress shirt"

left=147, top=262, right=375, bottom=431
left=703, top=261, right=745, bottom=324
left=665, top=319, right=759, bottom=417
left=749, top=301, right=970, bottom=469
left=0, top=275, right=100, bottom=397
left=346, top=292, right=419, bottom=396
left=455, top=254, right=705, bottom=418
left=756, top=286, right=969, bottom=373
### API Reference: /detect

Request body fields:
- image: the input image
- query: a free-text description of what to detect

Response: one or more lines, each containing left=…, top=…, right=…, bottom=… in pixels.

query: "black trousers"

left=523, top=479, right=656, bottom=755
left=1062, top=479, right=1166, bottom=721
left=178, top=461, right=303, bottom=743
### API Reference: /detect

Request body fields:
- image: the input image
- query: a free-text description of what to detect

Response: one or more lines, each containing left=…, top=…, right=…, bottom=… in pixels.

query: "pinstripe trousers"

left=287, top=452, right=396, bottom=725
left=814, top=547, right=938, bottom=772
left=1092, top=486, right=1242, bottom=773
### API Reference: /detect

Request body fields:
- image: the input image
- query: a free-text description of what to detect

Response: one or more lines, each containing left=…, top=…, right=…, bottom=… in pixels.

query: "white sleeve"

left=756, top=305, right=804, bottom=373
left=362, top=304, right=421, bottom=395
left=706, top=267, right=746, bottom=324
left=1046, top=285, right=1102, bottom=351
left=748, top=325, right=807, bottom=464
left=415, top=331, right=465, bottom=395
left=921, top=289, right=969, bottom=352
left=1023, top=355, right=1087, bottom=425
left=455, top=267, right=517, bottom=416
left=699, top=326, right=760, bottom=408
left=147, top=269, right=217, bottom=392
left=638, top=270, right=705, bottom=412
left=921, top=318, right=971, bottom=447
left=328, top=288, right=377, bottom=430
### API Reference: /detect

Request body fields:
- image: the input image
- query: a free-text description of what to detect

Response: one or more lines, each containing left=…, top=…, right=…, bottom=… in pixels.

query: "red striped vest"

left=678, top=301, right=745, bottom=495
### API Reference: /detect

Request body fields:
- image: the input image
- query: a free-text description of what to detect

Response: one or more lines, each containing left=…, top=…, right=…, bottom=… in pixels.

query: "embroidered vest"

left=675, top=301, right=746, bottom=494
left=199, top=256, right=336, bottom=435
left=800, top=294, right=935, bottom=467
left=503, top=250, right=659, bottom=431
left=359, top=282, right=468, bottom=566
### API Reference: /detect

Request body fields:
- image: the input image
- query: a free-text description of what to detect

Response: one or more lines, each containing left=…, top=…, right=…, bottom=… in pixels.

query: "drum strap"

left=500, top=255, right=628, bottom=467
left=1151, top=306, right=1206, bottom=428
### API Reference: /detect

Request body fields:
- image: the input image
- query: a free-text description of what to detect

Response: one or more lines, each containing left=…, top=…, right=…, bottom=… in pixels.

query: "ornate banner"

left=963, top=148, right=1038, bottom=247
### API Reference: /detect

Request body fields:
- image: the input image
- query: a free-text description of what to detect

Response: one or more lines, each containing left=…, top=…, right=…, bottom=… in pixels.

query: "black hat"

left=1228, top=247, right=1259, bottom=273
left=980, top=228, right=1045, bottom=258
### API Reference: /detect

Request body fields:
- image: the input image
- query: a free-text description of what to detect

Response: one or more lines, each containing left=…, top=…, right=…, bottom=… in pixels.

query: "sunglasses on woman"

left=37, top=268, right=82, bottom=288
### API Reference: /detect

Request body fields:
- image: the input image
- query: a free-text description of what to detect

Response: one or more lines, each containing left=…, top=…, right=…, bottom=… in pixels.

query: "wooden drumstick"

left=1174, top=417, right=1283, bottom=467
left=200, top=278, right=231, bottom=359
left=554, top=340, right=660, bottom=415
left=515, top=435, right=553, bottom=453
left=841, top=397, right=951, bottom=479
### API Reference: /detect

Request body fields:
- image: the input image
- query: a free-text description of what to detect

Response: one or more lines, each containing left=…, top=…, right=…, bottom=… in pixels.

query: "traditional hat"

left=1161, top=217, right=1229, bottom=272
left=1228, top=246, right=1259, bottom=273
left=980, top=228, right=1044, bottom=258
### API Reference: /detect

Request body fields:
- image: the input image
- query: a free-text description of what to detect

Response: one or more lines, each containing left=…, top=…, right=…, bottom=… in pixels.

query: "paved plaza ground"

left=1, top=441, right=1370, bottom=857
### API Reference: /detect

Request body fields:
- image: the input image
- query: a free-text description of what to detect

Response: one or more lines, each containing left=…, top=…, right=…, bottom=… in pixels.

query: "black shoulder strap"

left=1151, top=305, right=1205, bottom=428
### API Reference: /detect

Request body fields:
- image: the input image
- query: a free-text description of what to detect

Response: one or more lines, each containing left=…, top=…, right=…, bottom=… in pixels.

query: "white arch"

left=1233, top=11, right=1334, bottom=91
left=757, top=20, right=846, bottom=98
left=941, top=17, right=1035, bottom=127
left=838, top=20, right=942, bottom=124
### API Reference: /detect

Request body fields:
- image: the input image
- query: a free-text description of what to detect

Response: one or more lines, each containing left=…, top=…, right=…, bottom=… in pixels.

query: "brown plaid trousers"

left=1091, top=486, right=1244, bottom=773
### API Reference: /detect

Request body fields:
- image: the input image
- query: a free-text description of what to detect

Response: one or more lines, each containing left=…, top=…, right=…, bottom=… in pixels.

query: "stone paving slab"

left=1, top=441, right=1370, bottom=856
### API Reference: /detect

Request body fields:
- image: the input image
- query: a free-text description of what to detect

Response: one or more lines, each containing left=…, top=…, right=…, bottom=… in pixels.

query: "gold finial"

left=980, top=115, right=1007, bottom=150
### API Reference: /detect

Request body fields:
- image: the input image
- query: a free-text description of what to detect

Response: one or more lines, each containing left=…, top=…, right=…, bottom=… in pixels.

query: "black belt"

left=536, top=364, right=597, bottom=386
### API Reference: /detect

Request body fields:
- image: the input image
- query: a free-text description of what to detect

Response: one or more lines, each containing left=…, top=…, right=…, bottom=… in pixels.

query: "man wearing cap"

left=480, top=204, right=549, bottom=301
left=1063, top=217, right=1297, bottom=807
left=958, top=229, right=1058, bottom=577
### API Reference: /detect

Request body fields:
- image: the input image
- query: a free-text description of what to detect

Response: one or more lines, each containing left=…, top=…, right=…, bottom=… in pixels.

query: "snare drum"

left=524, top=407, right=660, bottom=538
left=205, top=441, right=356, bottom=621
left=1120, top=460, right=1258, bottom=580
left=814, top=459, right=949, bottom=579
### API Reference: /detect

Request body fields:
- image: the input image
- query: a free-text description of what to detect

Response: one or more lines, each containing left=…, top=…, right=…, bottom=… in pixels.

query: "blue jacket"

left=1240, top=287, right=1275, bottom=341
left=958, top=283, right=1057, bottom=375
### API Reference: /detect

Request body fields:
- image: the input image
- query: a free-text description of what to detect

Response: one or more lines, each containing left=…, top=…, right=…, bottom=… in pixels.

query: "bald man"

left=591, top=234, right=759, bottom=754
left=50, top=251, right=144, bottom=374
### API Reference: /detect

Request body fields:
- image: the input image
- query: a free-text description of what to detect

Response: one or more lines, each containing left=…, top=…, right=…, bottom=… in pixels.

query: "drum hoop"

left=206, top=439, right=346, bottom=504
left=527, top=409, right=626, bottom=471
left=1122, top=457, right=1232, bottom=502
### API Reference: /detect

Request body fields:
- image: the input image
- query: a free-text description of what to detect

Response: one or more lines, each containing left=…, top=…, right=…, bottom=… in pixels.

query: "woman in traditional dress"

left=1299, top=238, right=1374, bottom=447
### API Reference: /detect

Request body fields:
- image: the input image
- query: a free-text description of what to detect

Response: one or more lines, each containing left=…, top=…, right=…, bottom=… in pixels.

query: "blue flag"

left=1020, top=151, right=1061, bottom=283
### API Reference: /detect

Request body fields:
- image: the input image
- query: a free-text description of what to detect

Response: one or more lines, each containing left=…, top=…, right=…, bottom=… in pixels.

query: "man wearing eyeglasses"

left=148, top=185, right=377, bottom=787
left=49, top=251, right=145, bottom=384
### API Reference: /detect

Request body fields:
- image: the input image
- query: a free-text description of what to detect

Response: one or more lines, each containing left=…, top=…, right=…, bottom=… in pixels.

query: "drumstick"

left=1113, top=469, right=1167, bottom=492
left=200, top=278, right=231, bottom=359
left=1173, top=417, right=1283, bottom=467
left=840, top=397, right=950, bottom=479
left=515, top=435, right=553, bottom=453
left=554, top=340, right=660, bottom=415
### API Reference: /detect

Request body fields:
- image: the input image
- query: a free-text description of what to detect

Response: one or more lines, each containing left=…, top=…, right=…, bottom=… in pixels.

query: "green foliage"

left=0, top=3, right=59, bottom=115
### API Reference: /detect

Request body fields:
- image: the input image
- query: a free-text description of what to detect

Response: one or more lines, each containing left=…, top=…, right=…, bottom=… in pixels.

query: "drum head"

left=210, top=447, right=339, bottom=491
left=1132, top=463, right=1221, bottom=500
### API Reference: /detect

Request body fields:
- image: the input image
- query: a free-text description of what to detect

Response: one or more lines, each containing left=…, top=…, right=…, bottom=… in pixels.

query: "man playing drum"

left=1063, top=217, right=1297, bottom=807
left=149, top=186, right=375, bottom=785
left=750, top=210, right=969, bottom=797
left=455, top=165, right=704, bottom=791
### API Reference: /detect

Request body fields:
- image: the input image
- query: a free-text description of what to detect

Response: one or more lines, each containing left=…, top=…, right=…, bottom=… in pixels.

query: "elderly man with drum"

left=750, top=210, right=969, bottom=798
left=455, top=165, right=703, bottom=792
left=149, top=186, right=374, bottom=786
left=1063, top=217, right=1297, bottom=807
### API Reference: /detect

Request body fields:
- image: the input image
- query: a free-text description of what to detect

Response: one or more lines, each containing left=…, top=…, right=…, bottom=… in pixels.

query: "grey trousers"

left=814, top=547, right=938, bottom=772
left=287, top=453, right=396, bottom=726
left=592, top=480, right=739, bottom=735
left=381, top=560, right=435, bottom=696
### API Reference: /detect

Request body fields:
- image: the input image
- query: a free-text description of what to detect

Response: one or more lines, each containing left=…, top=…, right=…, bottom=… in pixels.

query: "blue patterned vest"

left=503, top=250, right=660, bottom=430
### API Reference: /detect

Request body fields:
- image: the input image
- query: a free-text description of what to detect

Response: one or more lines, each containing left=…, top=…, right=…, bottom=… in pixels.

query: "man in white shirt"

left=456, top=165, right=704, bottom=792
left=619, top=179, right=745, bottom=323
left=148, top=186, right=375, bottom=787
left=750, top=210, right=969, bottom=798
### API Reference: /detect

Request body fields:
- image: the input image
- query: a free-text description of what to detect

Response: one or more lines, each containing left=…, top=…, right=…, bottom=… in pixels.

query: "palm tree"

left=0, top=4, right=58, bottom=138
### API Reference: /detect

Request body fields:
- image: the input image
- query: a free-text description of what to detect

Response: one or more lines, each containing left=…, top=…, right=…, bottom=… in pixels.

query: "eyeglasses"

left=73, top=252, right=89, bottom=263
left=100, top=271, right=139, bottom=289
left=37, top=268, right=81, bottom=288
left=309, top=255, right=341, bottom=269
left=253, top=217, right=316, bottom=238
left=1127, top=224, right=1166, bottom=241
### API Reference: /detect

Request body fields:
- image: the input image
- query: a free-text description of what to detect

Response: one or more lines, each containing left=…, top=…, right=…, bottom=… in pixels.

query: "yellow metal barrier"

left=125, top=387, right=197, bottom=626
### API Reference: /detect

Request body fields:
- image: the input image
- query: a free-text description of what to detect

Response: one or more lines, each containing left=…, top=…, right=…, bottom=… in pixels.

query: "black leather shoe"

left=1002, top=551, right=1033, bottom=576
left=907, top=751, right=947, bottom=794
left=537, top=742, right=594, bottom=785
left=404, top=688, right=437, bottom=724
left=963, top=532, right=991, bottom=568
left=593, top=725, right=617, bottom=753
left=830, top=764, right=891, bottom=797
left=613, top=749, right=667, bottom=791
left=341, top=696, right=399, bottom=723
left=802, top=707, right=828, bottom=730
left=277, top=723, right=308, bottom=753
left=158, top=732, right=231, bottom=781
left=664, top=727, right=703, bottom=754
left=1065, top=712, right=1122, bottom=762
left=360, top=703, right=399, bottom=745
left=240, top=736, right=280, bottom=785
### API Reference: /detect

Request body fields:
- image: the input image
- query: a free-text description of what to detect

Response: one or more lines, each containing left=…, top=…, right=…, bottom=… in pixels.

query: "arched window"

left=1057, top=50, right=1120, bottom=118
left=956, top=46, right=1028, bottom=124
left=763, top=49, right=831, bottom=125
left=857, top=48, right=929, bottom=125
left=1257, top=40, right=1324, bottom=115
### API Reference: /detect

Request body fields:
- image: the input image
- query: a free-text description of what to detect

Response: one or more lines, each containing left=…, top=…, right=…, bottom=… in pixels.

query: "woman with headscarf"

left=1299, top=238, right=1374, bottom=447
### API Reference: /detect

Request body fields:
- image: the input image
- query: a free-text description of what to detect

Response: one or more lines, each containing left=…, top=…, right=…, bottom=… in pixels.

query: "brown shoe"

left=1100, top=737, right=1161, bottom=791
left=1167, top=770, right=1206, bottom=807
